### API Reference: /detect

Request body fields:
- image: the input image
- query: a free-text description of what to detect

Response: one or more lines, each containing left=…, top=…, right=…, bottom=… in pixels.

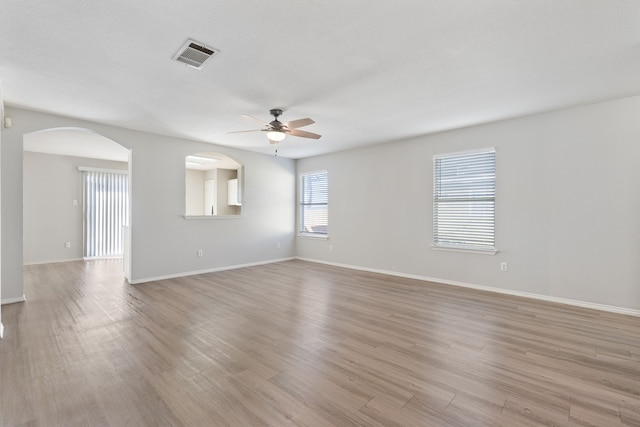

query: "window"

left=299, top=170, right=328, bottom=236
left=433, top=149, right=495, bottom=251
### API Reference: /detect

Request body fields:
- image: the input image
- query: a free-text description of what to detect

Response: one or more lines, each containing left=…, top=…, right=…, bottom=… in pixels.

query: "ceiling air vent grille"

left=172, top=39, right=217, bottom=69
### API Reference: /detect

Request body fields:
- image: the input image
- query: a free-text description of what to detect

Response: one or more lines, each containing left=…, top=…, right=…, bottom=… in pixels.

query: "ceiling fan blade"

left=227, top=129, right=263, bottom=134
left=286, top=118, right=315, bottom=129
left=241, top=115, right=269, bottom=126
left=289, top=129, right=322, bottom=139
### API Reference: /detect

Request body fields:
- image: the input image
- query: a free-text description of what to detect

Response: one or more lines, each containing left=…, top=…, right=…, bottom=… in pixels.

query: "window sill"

left=298, top=233, right=329, bottom=240
left=184, top=215, right=243, bottom=220
left=432, top=245, right=497, bottom=255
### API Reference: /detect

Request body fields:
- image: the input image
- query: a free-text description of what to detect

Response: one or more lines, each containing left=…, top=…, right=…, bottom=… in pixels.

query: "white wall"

left=1, top=107, right=22, bottom=304
left=185, top=169, right=205, bottom=216
left=1, top=107, right=296, bottom=300
left=297, top=95, right=640, bottom=312
left=23, top=151, right=127, bottom=264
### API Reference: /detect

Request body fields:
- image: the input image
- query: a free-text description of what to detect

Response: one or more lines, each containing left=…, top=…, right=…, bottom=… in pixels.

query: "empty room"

left=1, top=1, right=639, bottom=426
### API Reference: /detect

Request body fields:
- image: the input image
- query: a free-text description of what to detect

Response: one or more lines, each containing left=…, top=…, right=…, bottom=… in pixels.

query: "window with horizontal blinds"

left=433, top=149, right=495, bottom=251
left=299, top=171, right=328, bottom=235
left=83, top=170, right=129, bottom=258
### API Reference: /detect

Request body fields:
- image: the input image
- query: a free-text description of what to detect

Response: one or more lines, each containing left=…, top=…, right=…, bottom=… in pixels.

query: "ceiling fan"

left=229, top=109, right=321, bottom=144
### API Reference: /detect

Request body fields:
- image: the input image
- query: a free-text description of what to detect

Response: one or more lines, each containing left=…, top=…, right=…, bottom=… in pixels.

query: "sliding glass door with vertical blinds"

left=83, top=169, right=129, bottom=258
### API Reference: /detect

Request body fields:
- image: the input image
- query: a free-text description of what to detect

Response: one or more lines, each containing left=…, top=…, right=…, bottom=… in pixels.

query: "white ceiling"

left=2, top=1, right=639, bottom=159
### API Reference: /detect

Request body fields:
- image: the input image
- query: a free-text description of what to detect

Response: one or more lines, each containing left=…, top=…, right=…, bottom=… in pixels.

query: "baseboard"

left=23, top=258, right=84, bottom=266
left=1, top=295, right=26, bottom=305
left=295, top=257, right=640, bottom=318
left=129, top=257, right=296, bottom=284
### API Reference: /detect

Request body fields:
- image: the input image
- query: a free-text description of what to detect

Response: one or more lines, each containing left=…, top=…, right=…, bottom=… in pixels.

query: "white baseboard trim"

left=295, top=257, right=640, bottom=318
left=0, top=322, right=4, bottom=339
left=1, top=295, right=26, bottom=305
left=24, top=258, right=84, bottom=266
left=129, top=257, right=296, bottom=285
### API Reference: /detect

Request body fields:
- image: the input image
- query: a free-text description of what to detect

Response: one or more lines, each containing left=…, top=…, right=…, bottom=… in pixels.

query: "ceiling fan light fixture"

left=267, top=130, right=286, bottom=141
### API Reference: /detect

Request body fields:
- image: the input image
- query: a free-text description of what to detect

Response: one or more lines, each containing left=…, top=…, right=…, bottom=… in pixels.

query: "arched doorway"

left=22, top=127, right=132, bottom=278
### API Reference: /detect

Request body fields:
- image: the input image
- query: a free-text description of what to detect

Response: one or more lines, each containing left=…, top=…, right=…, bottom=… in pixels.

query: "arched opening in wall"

left=23, top=127, right=132, bottom=279
left=185, top=152, right=243, bottom=217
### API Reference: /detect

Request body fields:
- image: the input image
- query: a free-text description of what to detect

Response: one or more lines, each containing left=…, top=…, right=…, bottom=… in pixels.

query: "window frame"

left=298, top=170, right=329, bottom=238
left=433, top=148, right=496, bottom=254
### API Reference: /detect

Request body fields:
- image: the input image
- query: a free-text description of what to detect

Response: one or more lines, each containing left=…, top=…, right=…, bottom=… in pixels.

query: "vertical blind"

left=83, top=170, right=129, bottom=258
left=300, top=171, right=328, bottom=235
left=433, top=150, right=495, bottom=250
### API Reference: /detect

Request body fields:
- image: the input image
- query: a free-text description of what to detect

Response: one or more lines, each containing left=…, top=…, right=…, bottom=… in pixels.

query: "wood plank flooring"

left=1, top=259, right=639, bottom=426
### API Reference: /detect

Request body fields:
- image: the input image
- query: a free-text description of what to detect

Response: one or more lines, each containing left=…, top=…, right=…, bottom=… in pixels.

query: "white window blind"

left=300, top=171, right=328, bottom=235
left=433, top=149, right=495, bottom=251
left=83, top=170, right=129, bottom=258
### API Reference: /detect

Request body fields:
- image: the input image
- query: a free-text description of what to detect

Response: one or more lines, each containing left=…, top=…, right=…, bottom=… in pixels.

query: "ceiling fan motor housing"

left=269, top=120, right=284, bottom=130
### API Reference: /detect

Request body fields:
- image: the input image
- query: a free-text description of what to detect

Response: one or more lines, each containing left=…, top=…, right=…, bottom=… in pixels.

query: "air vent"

left=172, top=39, right=218, bottom=69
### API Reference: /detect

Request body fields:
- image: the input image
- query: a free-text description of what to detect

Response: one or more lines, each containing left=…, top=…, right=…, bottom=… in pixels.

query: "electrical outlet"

left=276, top=242, right=281, bottom=248
left=197, top=249, right=203, bottom=257
left=65, top=242, right=71, bottom=248
left=500, top=262, right=508, bottom=272
left=72, top=199, right=78, bottom=206
left=329, top=244, right=333, bottom=251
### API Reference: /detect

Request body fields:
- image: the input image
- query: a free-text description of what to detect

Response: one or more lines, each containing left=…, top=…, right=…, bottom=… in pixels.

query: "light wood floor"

left=1, top=260, right=639, bottom=426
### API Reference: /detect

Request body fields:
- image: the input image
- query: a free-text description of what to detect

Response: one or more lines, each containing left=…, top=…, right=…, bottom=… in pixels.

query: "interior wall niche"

left=185, top=152, right=242, bottom=217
